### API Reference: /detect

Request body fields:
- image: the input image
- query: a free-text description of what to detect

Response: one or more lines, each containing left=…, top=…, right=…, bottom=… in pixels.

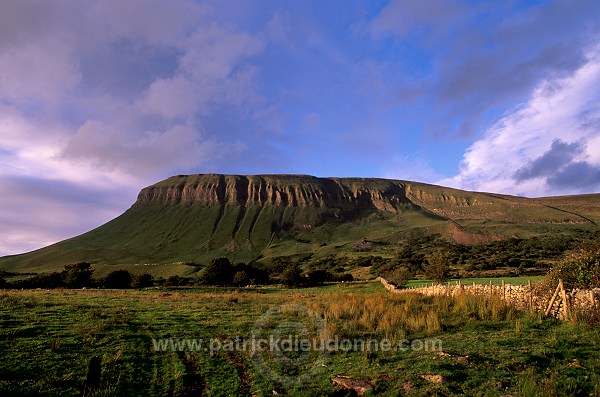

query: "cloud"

left=514, top=140, right=585, bottom=181
left=370, top=0, right=469, bottom=39
left=137, top=25, right=263, bottom=119
left=0, top=175, right=130, bottom=255
left=548, top=161, right=600, bottom=190
left=0, top=1, right=270, bottom=256
left=369, top=0, right=600, bottom=138
left=62, top=120, right=242, bottom=177
left=443, top=47, right=600, bottom=197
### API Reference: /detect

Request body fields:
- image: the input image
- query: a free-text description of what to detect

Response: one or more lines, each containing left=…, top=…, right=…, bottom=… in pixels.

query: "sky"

left=1, top=0, right=600, bottom=256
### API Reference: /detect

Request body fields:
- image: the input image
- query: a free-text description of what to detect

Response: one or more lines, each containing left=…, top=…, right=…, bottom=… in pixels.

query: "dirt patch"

left=177, top=352, right=206, bottom=397
left=447, top=224, right=501, bottom=245
left=225, top=351, right=252, bottom=396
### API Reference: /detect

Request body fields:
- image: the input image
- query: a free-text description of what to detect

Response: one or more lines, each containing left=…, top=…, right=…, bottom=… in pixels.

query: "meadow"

left=0, top=281, right=599, bottom=396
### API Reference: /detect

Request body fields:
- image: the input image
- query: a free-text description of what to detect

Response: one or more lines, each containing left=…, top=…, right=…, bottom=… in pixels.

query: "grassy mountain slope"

left=1, top=174, right=598, bottom=276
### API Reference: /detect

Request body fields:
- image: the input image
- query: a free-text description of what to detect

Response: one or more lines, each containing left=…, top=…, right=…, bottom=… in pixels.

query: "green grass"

left=406, top=276, right=543, bottom=288
left=1, top=281, right=598, bottom=396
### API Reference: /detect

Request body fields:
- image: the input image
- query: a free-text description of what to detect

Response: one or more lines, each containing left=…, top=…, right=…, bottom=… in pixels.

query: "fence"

left=377, top=277, right=600, bottom=320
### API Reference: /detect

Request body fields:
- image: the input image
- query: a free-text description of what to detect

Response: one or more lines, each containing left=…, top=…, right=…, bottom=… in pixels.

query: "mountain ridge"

left=1, top=174, right=599, bottom=276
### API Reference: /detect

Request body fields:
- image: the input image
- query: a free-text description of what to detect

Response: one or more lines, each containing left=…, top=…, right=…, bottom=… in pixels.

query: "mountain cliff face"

left=133, top=174, right=520, bottom=219
left=133, top=174, right=584, bottom=223
left=1, top=174, right=599, bottom=274
left=135, top=174, right=414, bottom=212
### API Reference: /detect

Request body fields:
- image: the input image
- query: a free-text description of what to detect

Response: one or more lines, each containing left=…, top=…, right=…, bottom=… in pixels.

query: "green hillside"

left=1, top=174, right=598, bottom=276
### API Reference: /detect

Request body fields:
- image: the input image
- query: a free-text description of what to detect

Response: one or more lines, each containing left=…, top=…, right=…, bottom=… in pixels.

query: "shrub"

left=102, top=270, right=133, bottom=289
left=165, top=275, right=191, bottom=286
left=280, top=264, right=305, bottom=287
left=335, top=273, right=354, bottom=282
left=132, top=273, right=154, bottom=288
left=197, top=257, right=233, bottom=285
left=15, top=272, right=64, bottom=289
left=386, top=266, right=413, bottom=288
left=423, top=248, right=450, bottom=284
left=62, top=262, right=94, bottom=288
left=232, top=271, right=249, bottom=286
left=232, top=263, right=270, bottom=285
left=542, top=250, right=600, bottom=290
left=306, top=270, right=333, bottom=286
left=353, top=239, right=373, bottom=252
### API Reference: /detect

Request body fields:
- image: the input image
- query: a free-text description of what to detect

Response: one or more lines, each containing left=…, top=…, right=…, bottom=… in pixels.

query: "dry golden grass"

left=305, top=288, right=524, bottom=346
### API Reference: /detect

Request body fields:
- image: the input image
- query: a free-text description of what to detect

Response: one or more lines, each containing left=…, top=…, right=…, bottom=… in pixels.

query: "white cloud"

left=0, top=36, right=81, bottom=102
left=137, top=25, right=263, bottom=118
left=443, top=47, right=600, bottom=197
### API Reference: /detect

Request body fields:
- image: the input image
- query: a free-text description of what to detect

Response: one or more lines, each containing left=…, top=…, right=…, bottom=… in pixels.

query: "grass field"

left=1, top=281, right=599, bottom=396
left=406, top=276, right=544, bottom=288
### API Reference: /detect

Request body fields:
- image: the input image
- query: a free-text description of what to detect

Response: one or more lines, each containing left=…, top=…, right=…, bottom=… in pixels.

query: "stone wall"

left=377, top=277, right=600, bottom=319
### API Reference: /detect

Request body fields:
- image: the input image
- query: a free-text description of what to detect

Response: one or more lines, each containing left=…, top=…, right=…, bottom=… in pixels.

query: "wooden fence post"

left=528, top=279, right=533, bottom=311
left=502, top=279, right=506, bottom=302
left=559, top=280, right=569, bottom=320
left=544, top=281, right=562, bottom=317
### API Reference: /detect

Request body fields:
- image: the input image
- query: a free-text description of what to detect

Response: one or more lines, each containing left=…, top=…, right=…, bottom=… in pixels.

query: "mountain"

left=1, top=174, right=599, bottom=277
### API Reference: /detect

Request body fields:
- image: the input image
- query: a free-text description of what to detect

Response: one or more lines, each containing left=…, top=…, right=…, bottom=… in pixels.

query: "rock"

left=434, top=351, right=470, bottom=362
left=332, top=376, right=373, bottom=396
left=417, top=374, right=448, bottom=384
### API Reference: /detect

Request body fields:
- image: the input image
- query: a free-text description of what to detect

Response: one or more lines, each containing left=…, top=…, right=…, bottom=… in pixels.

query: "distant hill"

left=1, top=174, right=599, bottom=277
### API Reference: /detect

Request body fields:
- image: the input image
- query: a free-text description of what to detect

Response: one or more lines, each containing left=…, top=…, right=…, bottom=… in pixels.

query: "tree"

left=165, top=275, right=189, bottom=286
left=306, top=270, right=332, bottom=286
left=232, top=271, right=249, bottom=286
left=386, top=266, right=413, bottom=288
left=424, top=249, right=450, bottom=284
left=132, top=273, right=154, bottom=288
left=62, top=262, right=94, bottom=288
left=544, top=250, right=600, bottom=289
left=27, top=272, right=64, bottom=289
left=102, top=270, right=133, bottom=289
left=280, top=264, right=305, bottom=287
left=197, top=257, right=233, bottom=285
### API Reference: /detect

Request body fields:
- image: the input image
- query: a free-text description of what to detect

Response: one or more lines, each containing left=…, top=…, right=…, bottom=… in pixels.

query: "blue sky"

left=1, top=0, right=600, bottom=255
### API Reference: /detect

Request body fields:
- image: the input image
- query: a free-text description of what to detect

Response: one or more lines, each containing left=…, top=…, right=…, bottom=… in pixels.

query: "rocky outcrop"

left=133, top=174, right=599, bottom=226
left=134, top=174, right=417, bottom=212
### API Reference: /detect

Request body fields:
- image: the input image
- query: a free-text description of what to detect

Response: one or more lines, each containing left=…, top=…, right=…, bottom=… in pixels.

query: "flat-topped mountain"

left=1, top=174, right=599, bottom=276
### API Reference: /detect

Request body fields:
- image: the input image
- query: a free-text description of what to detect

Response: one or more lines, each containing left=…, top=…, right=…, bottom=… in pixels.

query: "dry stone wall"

left=377, top=277, right=600, bottom=319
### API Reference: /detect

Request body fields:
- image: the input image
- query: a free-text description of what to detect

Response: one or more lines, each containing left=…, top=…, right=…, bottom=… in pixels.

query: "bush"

left=62, top=262, right=94, bottom=288
left=197, top=258, right=233, bottom=285
left=353, top=239, right=373, bottom=252
left=543, top=250, right=600, bottom=289
left=424, top=249, right=450, bottom=284
left=165, top=275, right=191, bottom=286
left=335, top=273, right=354, bottom=282
left=102, top=270, right=133, bottom=289
left=232, top=271, right=249, bottom=286
left=306, top=270, right=333, bottom=286
left=132, top=273, right=154, bottom=288
left=386, top=266, right=413, bottom=288
left=15, top=272, right=64, bottom=289
left=280, top=264, right=305, bottom=287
